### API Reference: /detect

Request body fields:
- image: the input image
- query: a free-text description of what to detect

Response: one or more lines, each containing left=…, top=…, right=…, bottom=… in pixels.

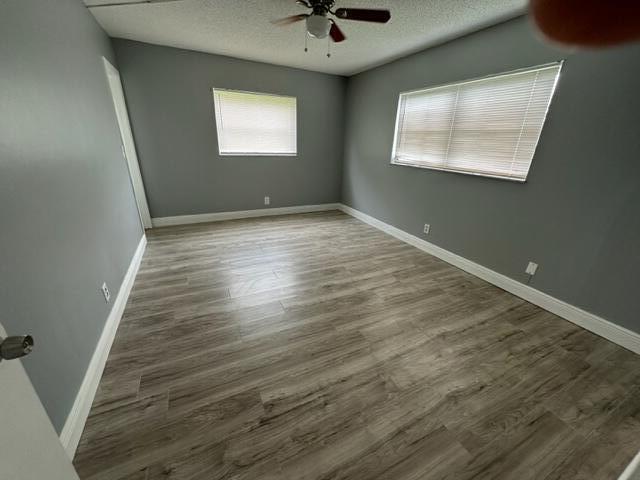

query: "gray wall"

left=112, top=39, right=347, bottom=218
left=0, top=0, right=144, bottom=432
left=342, top=16, right=640, bottom=334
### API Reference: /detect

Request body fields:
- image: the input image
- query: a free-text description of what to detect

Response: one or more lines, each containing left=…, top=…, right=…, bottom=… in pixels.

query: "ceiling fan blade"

left=87, top=0, right=182, bottom=8
left=329, top=21, right=346, bottom=43
left=333, top=8, right=391, bottom=23
left=271, top=14, right=309, bottom=26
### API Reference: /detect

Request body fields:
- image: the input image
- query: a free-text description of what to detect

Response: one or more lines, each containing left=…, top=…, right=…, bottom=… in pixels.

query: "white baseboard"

left=618, top=450, right=640, bottom=480
left=339, top=204, right=640, bottom=355
left=59, top=234, right=147, bottom=459
left=152, top=203, right=341, bottom=227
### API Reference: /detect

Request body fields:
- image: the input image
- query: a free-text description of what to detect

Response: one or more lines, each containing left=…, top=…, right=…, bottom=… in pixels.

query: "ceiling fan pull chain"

left=304, top=30, right=309, bottom=52
left=327, top=35, right=331, bottom=58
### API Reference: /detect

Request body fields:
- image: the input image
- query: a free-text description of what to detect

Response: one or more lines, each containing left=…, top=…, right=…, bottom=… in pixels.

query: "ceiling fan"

left=273, top=0, right=391, bottom=44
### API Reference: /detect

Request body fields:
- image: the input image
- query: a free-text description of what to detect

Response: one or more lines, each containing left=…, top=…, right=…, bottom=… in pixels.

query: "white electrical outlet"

left=101, top=282, right=111, bottom=303
left=264, top=196, right=270, bottom=206
left=423, top=224, right=431, bottom=235
left=525, top=262, right=538, bottom=276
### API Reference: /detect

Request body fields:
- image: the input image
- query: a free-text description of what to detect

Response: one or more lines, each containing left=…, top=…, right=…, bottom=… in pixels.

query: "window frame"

left=212, top=88, right=298, bottom=157
left=390, top=62, right=563, bottom=182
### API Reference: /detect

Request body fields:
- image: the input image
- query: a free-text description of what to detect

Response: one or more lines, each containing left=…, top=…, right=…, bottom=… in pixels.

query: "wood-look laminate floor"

left=74, top=211, right=640, bottom=480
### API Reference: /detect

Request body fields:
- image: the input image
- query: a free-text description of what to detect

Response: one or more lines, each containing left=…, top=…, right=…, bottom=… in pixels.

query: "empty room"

left=2, top=0, right=640, bottom=479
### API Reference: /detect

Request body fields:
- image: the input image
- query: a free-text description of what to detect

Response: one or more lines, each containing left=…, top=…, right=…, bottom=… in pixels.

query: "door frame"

left=103, top=57, right=152, bottom=229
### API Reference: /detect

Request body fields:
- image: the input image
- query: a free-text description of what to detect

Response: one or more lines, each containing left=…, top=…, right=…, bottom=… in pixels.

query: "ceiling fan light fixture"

left=306, top=14, right=331, bottom=39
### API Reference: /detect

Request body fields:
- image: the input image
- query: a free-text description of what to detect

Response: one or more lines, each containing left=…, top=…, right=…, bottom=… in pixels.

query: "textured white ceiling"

left=85, top=0, right=527, bottom=76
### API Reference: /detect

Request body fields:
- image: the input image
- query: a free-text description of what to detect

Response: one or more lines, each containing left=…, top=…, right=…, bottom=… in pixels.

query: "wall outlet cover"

left=264, top=196, right=270, bottom=206
left=423, top=224, right=430, bottom=235
left=101, top=282, right=111, bottom=303
left=525, top=262, right=538, bottom=276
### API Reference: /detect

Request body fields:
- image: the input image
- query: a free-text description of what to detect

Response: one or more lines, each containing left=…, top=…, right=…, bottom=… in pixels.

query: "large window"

left=213, top=89, right=297, bottom=156
left=391, top=63, right=562, bottom=181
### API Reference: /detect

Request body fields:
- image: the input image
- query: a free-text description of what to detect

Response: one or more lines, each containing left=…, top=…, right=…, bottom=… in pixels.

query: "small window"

left=213, top=89, right=297, bottom=156
left=391, top=63, right=562, bottom=182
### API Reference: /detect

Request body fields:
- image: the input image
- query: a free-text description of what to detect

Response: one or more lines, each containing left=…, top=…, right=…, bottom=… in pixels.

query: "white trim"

left=338, top=204, right=640, bottom=355
left=618, top=451, right=640, bottom=480
left=152, top=203, right=341, bottom=227
left=103, top=58, right=153, bottom=229
left=217, top=153, right=298, bottom=157
left=59, top=235, right=147, bottom=459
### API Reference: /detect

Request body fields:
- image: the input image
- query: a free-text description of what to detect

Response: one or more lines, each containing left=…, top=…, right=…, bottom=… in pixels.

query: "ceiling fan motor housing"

left=306, top=14, right=331, bottom=39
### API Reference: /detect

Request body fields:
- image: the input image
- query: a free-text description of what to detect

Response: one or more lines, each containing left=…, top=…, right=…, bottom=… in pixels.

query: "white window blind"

left=213, top=89, right=297, bottom=156
left=391, top=63, right=562, bottom=181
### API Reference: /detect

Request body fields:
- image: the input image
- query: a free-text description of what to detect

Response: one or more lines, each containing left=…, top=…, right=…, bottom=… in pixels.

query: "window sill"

left=391, top=158, right=527, bottom=183
left=219, top=152, right=298, bottom=157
